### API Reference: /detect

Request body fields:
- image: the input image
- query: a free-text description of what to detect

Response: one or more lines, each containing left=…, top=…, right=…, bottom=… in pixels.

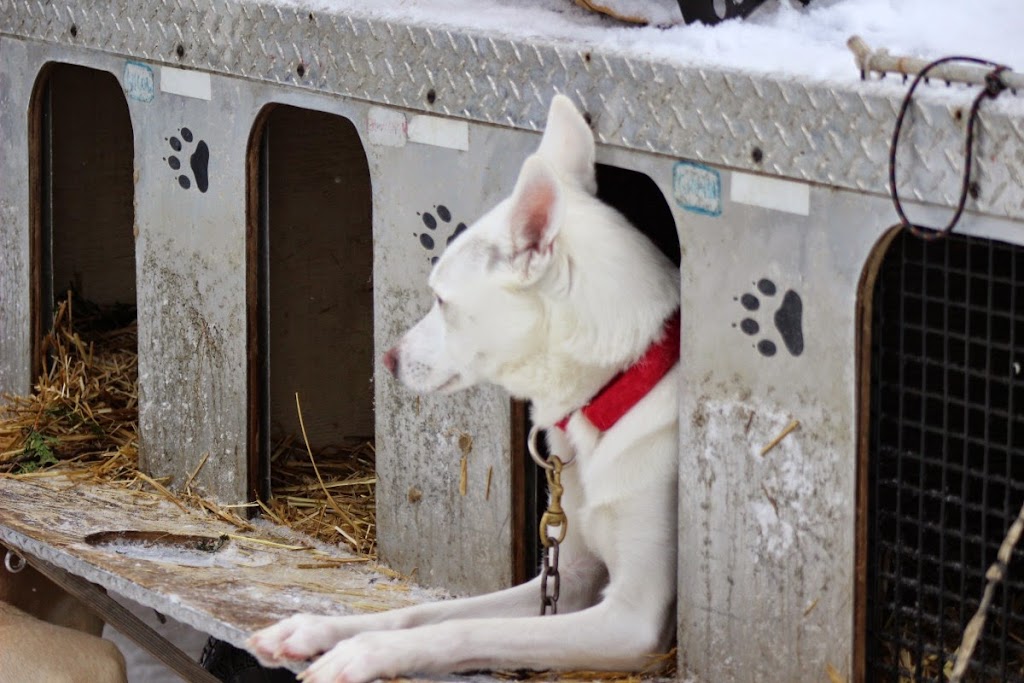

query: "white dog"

left=247, top=95, right=681, bottom=683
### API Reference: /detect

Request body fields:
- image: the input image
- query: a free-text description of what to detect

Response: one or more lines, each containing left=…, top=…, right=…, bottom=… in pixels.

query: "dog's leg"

left=249, top=444, right=606, bottom=667
left=248, top=552, right=604, bottom=668
left=296, top=479, right=677, bottom=683
left=298, top=598, right=666, bottom=683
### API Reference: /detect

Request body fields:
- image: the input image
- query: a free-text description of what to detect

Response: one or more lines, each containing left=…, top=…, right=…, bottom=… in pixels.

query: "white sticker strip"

left=407, top=115, right=469, bottom=151
left=160, top=67, right=212, bottom=101
left=730, top=172, right=810, bottom=216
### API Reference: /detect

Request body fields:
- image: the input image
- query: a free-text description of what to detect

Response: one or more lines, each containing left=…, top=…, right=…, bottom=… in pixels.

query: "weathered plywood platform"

left=0, top=474, right=444, bottom=651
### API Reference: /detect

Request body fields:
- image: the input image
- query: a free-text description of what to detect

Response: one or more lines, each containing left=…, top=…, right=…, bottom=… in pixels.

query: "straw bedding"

left=0, top=295, right=376, bottom=558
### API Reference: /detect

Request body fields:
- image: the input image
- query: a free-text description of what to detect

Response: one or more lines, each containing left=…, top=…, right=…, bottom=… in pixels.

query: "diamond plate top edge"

left=1, top=0, right=1022, bottom=221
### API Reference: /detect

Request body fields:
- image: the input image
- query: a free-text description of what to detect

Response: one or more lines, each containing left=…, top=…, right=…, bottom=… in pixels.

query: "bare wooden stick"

left=294, top=393, right=357, bottom=528
left=848, top=36, right=1023, bottom=90
left=949, top=499, right=1024, bottom=681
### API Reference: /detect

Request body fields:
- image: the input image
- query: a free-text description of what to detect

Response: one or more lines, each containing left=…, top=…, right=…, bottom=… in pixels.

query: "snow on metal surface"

left=263, top=0, right=1022, bottom=82
left=1, top=0, right=1021, bottom=219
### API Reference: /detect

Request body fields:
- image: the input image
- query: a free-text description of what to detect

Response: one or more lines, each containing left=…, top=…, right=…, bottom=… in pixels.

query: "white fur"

left=247, top=94, right=680, bottom=683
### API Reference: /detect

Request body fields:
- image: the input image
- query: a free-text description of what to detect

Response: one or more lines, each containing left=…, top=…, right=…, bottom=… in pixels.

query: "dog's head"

left=383, top=95, right=677, bottom=401
left=383, top=95, right=599, bottom=395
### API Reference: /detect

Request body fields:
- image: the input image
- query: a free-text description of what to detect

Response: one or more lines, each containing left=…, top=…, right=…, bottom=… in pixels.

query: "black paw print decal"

left=415, top=205, right=467, bottom=265
left=734, top=278, right=804, bottom=358
left=164, top=128, right=210, bottom=193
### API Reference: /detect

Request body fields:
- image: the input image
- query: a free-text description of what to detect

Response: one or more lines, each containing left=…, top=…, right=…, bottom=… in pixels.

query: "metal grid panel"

left=867, top=230, right=1024, bottom=681
left=0, top=0, right=1022, bottom=220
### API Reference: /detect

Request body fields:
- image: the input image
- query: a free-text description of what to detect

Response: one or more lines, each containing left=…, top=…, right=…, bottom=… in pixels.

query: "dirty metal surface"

left=0, top=0, right=1022, bottom=222
left=0, top=37, right=522, bottom=595
left=0, top=475, right=444, bottom=651
left=0, top=36, right=33, bottom=398
left=675, top=176, right=1024, bottom=682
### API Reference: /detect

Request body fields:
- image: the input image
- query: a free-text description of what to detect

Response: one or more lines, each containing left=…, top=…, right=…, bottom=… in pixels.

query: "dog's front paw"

left=297, top=632, right=399, bottom=683
left=246, top=614, right=344, bottom=666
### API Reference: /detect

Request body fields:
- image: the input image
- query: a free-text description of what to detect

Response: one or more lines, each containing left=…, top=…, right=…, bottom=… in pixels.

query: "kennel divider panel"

left=0, top=38, right=36, bottom=396
left=674, top=179, right=917, bottom=683
left=368, top=117, right=549, bottom=595
left=133, top=69, right=254, bottom=502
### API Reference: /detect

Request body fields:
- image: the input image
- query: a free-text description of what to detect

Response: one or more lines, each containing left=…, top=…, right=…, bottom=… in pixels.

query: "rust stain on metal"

left=761, top=483, right=779, bottom=517
left=457, top=432, right=473, bottom=456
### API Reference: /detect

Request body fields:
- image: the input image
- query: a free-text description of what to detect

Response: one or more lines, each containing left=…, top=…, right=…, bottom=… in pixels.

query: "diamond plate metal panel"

left=1, top=0, right=1022, bottom=219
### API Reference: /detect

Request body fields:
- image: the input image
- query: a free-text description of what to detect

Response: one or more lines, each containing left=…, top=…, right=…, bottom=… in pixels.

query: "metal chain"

left=538, top=456, right=567, bottom=615
left=529, top=425, right=570, bottom=615
left=889, top=56, right=1010, bottom=241
left=539, top=536, right=561, bottom=615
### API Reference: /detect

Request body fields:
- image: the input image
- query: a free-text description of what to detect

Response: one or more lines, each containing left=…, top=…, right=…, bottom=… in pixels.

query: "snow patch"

left=750, top=500, right=795, bottom=560
left=265, top=0, right=1022, bottom=84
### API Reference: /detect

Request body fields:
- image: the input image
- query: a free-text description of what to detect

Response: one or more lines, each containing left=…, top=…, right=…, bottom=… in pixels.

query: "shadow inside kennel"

left=31, top=63, right=137, bottom=359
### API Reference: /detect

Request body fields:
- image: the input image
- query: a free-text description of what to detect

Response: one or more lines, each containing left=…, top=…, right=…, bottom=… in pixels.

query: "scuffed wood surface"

left=0, top=474, right=445, bottom=651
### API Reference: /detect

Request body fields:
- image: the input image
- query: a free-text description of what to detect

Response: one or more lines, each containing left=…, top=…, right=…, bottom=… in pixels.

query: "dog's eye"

left=435, top=295, right=444, bottom=307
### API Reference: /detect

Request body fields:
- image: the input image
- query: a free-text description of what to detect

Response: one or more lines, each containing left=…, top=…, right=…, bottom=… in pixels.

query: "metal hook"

left=4, top=549, right=26, bottom=574
left=528, top=424, right=576, bottom=470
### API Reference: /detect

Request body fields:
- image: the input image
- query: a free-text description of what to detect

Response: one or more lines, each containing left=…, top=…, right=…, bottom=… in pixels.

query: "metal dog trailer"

left=1, top=2, right=1022, bottom=681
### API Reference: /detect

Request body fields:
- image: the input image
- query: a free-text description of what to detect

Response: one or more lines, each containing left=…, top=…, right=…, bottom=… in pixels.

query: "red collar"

left=555, top=309, right=680, bottom=433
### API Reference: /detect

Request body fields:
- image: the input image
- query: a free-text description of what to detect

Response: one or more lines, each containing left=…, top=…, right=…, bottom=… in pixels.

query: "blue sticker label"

left=123, top=61, right=154, bottom=102
left=673, top=161, right=721, bottom=217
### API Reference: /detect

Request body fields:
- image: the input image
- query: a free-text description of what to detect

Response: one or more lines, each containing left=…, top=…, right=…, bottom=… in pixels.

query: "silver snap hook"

left=4, top=550, right=26, bottom=574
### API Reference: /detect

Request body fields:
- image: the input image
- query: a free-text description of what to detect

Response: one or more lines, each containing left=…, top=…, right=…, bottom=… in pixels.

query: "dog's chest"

left=560, top=454, right=622, bottom=557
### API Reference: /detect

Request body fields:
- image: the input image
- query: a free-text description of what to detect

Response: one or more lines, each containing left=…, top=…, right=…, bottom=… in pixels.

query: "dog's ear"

left=507, top=155, right=563, bottom=284
left=536, top=95, right=597, bottom=195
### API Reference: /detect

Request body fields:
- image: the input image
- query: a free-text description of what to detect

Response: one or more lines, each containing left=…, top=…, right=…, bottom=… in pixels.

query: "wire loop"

left=889, top=56, right=1010, bottom=241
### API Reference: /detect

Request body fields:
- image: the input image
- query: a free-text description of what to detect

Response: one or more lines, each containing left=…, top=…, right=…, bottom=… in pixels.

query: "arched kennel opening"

left=863, top=229, right=1024, bottom=681
left=249, top=105, right=374, bottom=552
left=595, top=163, right=681, bottom=267
left=30, top=62, right=137, bottom=367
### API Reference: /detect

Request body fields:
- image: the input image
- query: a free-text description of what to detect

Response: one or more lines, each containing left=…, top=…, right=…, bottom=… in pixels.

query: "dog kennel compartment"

left=864, top=231, right=1024, bottom=682
left=250, top=105, right=374, bottom=514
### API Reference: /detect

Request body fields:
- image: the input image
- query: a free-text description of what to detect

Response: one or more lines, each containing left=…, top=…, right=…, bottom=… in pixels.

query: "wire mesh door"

left=866, top=230, right=1024, bottom=682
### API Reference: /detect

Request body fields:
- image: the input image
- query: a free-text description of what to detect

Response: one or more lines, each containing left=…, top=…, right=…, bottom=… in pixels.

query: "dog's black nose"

left=383, top=347, right=399, bottom=377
